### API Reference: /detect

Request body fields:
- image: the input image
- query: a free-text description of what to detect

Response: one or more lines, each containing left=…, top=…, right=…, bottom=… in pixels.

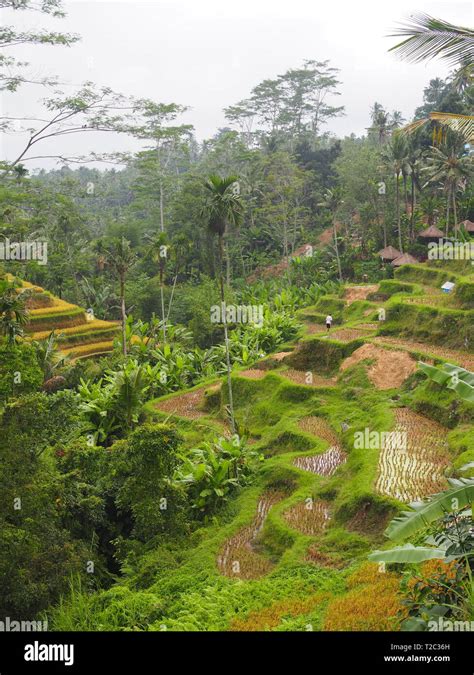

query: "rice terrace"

left=0, top=0, right=473, bottom=670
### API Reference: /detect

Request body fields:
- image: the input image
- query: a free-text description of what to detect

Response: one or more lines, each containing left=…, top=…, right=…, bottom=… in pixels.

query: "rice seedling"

left=375, top=408, right=449, bottom=503
left=283, top=499, right=331, bottom=535
left=217, top=490, right=285, bottom=579
left=294, top=417, right=347, bottom=476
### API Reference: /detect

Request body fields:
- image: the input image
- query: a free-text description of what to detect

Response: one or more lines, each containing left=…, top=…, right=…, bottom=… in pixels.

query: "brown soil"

left=217, top=491, right=285, bottom=579
left=340, top=343, right=417, bottom=389
left=344, top=285, right=379, bottom=304
left=375, top=408, right=449, bottom=503
left=155, top=386, right=217, bottom=419
left=238, top=369, right=267, bottom=380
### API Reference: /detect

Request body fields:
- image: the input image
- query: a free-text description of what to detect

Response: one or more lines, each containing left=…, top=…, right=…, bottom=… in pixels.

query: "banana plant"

left=418, top=361, right=474, bottom=403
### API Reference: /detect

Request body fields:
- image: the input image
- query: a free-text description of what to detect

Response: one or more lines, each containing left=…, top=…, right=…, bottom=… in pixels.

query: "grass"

left=38, top=261, right=474, bottom=631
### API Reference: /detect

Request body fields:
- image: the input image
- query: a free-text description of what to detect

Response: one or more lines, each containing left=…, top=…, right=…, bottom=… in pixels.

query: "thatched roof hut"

left=418, top=225, right=445, bottom=241
left=377, top=245, right=402, bottom=262
left=456, top=219, right=474, bottom=234
left=391, top=253, right=419, bottom=267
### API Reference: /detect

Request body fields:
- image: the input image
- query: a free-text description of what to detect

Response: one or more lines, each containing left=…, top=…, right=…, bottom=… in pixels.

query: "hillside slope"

left=48, top=262, right=474, bottom=632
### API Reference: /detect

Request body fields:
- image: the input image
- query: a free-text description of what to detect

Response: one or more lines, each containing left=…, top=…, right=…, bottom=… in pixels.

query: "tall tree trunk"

left=159, top=181, right=164, bottom=233
left=452, top=185, right=458, bottom=240
left=445, top=189, right=451, bottom=238
left=333, top=221, right=343, bottom=282
left=218, top=235, right=236, bottom=435
left=159, top=267, right=166, bottom=344
left=396, top=174, right=403, bottom=253
left=410, top=175, right=416, bottom=240
left=120, top=276, right=127, bottom=356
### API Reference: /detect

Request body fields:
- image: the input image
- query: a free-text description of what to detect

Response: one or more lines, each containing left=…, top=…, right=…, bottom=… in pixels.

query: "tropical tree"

left=201, top=175, right=243, bottom=434
left=422, top=140, right=472, bottom=236
left=144, top=230, right=169, bottom=344
left=318, top=187, right=343, bottom=281
left=383, top=133, right=408, bottom=252
left=31, top=330, right=68, bottom=382
left=390, top=14, right=474, bottom=143
left=0, top=279, right=29, bottom=344
left=101, top=237, right=137, bottom=356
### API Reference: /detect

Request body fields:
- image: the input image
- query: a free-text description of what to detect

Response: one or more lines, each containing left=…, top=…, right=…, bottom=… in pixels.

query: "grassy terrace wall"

left=285, top=337, right=363, bottom=374
left=394, top=264, right=458, bottom=287
left=381, top=301, right=474, bottom=349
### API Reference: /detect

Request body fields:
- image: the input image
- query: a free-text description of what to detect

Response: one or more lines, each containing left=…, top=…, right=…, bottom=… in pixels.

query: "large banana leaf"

left=418, top=362, right=474, bottom=403
left=369, top=544, right=447, bottom=563
left=385, top=478, right=474, bottom=542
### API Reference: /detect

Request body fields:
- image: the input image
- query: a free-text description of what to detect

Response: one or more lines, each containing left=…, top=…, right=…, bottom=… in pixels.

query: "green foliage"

left=0, top=341, right=43, bottom=403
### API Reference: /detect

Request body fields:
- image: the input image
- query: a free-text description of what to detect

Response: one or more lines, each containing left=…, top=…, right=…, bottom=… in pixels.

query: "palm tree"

left=202, top=175, right=243, bottom=434
left=318, top=188, right=343, bottom=281
left=0, top=280, right=29, bottom=344
left=423, top=140, right=472, bottom=236
left=31, top=331, right=68, bottom=382
left=390, top=14, right=474, bottom=142
left=102, top=237, right=137, bottom=356
left=383, top=133, right=408, bottom=252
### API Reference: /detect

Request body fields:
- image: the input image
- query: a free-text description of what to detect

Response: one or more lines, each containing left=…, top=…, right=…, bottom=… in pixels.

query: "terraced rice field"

left=18, top=280, right=120, bottom=358
left=375, top=408, right=449, bottom=503
left=294, top=417, right=347, bottom=476
left=217, top=491, right=285, bottom=579
left=372, top=336, right=474, bottom=370
left=155, top=385, right=219, bottom=420
left=284, top=500, right=331, bottom=535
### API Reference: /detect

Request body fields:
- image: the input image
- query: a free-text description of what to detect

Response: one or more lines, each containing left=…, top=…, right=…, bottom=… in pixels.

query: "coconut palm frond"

left=400, top=112, right=474, bottom=143
left=389, top=13, right=474, bottom=66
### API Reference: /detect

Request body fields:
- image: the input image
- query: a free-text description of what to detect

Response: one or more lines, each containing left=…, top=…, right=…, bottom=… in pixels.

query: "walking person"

left=326, top=314, right=333, bottom=332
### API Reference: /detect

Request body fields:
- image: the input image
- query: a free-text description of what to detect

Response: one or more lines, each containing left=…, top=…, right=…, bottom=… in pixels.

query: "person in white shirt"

left=325, top=314, right=333, bottom=332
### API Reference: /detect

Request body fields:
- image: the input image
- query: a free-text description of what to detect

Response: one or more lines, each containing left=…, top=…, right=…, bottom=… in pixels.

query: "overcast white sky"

left=0, top=0, right=472, bottom=169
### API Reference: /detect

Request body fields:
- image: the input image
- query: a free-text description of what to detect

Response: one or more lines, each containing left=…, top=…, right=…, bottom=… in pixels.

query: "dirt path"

left=375, top=408, right=449, bottom=503
left=340, top=343, right=418, bottom=389
left=217, top=490, right=285, bottom=579
left=372, top=337, right=474, bottom=370
left=294, top=417, right=347, bottom=476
